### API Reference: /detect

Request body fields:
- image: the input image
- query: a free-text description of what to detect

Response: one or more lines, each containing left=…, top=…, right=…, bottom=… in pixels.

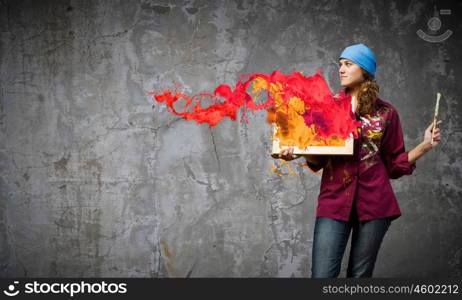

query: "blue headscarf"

left=339, top=44, right=377, bottom=78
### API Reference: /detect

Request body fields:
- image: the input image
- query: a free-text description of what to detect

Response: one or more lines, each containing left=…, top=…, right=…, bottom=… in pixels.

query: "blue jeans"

left=311, top=208, right=391, bottom=278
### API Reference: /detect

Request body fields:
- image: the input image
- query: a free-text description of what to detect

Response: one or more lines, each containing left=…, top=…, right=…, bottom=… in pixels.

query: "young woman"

left=276, top=44, right=442, bottom=278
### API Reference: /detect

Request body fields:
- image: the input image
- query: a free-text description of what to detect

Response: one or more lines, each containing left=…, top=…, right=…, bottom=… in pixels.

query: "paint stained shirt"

left=306, top=98, right=416, bottom=222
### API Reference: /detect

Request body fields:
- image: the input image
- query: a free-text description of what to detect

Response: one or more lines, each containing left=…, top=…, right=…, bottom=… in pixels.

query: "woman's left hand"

left=423, top=120, right=443, bottom=149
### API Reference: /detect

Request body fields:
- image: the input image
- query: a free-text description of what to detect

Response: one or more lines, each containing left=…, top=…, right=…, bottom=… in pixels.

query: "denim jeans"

left=311, top=207, right=391, bottom=278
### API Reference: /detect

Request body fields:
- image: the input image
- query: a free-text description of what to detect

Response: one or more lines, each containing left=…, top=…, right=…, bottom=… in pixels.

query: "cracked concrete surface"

left=0, top=0, right=461, bottom=277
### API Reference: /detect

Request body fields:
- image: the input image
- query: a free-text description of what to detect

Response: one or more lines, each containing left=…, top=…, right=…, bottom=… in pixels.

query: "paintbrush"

left=431, top=92, right=441, bottom=145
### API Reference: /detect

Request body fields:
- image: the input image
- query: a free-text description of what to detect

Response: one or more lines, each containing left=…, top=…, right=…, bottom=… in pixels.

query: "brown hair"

left=346, top=71, right=379, bottom=118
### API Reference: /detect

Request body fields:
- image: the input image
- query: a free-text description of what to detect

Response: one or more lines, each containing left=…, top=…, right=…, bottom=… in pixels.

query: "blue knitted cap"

left=339, top=44, right=377, bottom=78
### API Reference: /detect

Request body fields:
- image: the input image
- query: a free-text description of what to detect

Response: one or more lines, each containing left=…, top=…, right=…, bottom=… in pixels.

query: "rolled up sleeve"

left=380, top=108, right=416, bottom=179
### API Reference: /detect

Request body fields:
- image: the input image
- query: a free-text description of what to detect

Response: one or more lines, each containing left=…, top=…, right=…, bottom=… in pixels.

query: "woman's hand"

left=409, top=120, right=443, bottom=165
left=423, top=120, right=443, bottom=149
left=271, top=146, right=301, bottom=161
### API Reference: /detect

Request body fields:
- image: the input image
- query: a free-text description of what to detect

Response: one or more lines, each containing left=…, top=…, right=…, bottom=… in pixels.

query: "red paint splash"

left=147, top=70, right=360, bottom=142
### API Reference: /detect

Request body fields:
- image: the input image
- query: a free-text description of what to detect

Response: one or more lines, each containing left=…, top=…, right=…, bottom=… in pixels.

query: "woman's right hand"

left=271, top=146, right=301, bottom=161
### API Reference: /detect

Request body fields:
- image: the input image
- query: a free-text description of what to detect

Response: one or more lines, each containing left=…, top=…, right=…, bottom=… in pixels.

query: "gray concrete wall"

left=0, top=0, right=461, bottom=277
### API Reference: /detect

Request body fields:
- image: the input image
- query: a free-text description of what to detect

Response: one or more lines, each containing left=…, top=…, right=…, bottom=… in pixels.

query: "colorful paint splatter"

left=148, top=70, right=360, bottom=152
left=359, top=106, right=392, bottom=169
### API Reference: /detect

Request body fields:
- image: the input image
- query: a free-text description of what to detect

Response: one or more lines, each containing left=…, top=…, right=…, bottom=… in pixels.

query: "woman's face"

left=338, top=58, right=365, bottom=89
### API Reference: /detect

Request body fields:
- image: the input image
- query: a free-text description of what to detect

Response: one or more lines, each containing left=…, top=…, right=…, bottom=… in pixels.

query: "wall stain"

left=54, top=154, right=71, bottom=171
left=84, top=159, right=103, bottom=188
left=160, top=240, right=178, bottom=277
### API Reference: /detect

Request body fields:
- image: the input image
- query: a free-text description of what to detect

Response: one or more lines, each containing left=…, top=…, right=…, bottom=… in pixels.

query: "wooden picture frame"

left=271, top=125, right=354, bottom=155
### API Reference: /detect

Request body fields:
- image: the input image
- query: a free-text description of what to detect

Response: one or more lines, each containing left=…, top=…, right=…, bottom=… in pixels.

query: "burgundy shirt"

left=306, top=97, right=416, bottom=222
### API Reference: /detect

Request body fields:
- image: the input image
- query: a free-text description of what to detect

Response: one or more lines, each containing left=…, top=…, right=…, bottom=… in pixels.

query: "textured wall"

left=1, top=0, right=461, bottom=277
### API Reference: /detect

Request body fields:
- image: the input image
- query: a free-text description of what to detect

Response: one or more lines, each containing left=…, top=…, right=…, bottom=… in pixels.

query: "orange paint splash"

left=148, top=70, right=360, bottom=151
left=342, top=169, right=352, bottom=187
left=271, top=159, right=297, bottom=177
